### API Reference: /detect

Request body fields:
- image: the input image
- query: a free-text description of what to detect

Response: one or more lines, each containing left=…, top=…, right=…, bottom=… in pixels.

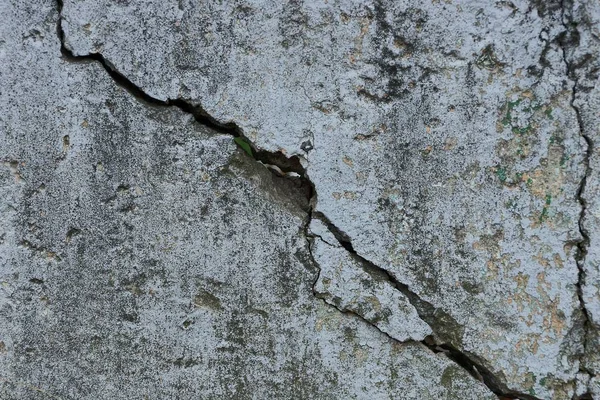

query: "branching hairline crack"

left=307, top=213, right=541, bottom=400
left=54, top=1, right=541, bottom=399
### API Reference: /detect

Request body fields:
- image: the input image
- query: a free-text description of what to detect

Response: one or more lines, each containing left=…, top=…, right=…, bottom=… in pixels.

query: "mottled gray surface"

left=1, top=0, right=598, bottom=398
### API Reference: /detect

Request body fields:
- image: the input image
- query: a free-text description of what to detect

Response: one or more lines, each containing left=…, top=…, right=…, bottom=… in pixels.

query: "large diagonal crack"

left=55, top=0, right=307, bottom=180
left=558, top=1, right=594, bottom=398
left=54, top=1, right=543, bottom=399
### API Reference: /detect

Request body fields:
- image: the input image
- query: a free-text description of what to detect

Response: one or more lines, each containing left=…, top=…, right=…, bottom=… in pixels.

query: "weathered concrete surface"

left=0, top=1, right=499, bottom=399
left=55, top=0, right=595, bottom=398
left=563, top=0, right=600, bottom=397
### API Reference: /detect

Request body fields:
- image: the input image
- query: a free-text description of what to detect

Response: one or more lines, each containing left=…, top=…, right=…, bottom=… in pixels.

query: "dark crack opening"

left=56, top=0, right=309, bottom=183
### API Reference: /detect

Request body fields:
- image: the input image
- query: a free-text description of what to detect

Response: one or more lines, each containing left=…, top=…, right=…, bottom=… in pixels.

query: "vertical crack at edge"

left=53, top=1, right=535, bottom=399
left=559, top=1, right=594, bottom=399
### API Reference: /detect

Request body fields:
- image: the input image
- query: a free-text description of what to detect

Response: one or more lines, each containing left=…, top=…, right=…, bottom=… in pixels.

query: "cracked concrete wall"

left=0, top=0, right=598, bottom=399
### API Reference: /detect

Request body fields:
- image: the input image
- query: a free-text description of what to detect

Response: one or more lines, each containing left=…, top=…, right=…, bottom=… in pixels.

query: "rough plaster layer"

left=57, top=0, right=593, bottom=398
left=0, top=1, right=498, bottom=399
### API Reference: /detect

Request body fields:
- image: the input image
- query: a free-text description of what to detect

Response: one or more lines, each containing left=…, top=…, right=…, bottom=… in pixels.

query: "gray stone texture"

left=0, top=0, right=598, bottom=399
